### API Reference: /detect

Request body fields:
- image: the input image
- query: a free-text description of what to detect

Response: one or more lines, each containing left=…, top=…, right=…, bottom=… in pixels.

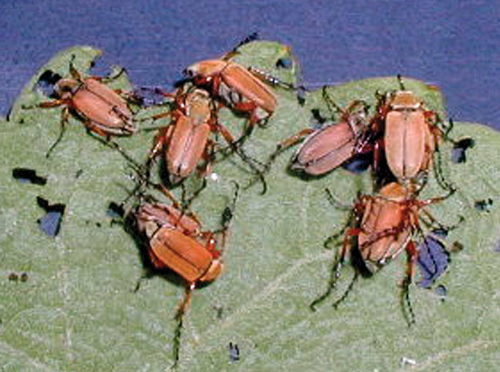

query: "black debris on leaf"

left=36, top=197, right=65, bottom=237
left=435, top=284, right=447, bottom=300
left=12, top=168, right=47, bottom=185
left=7, top=272, right=28, bottom=282
left=417, top=234, right=450, bottom=289
left=474, top=198, right=493, bottom=212
left=451, top=138, right=475, bottom=164
left=228, top=342, right=240, bottom=363
left=75, top=169, right=83, bottom=179
left=276, top=57, right=293, bottom=69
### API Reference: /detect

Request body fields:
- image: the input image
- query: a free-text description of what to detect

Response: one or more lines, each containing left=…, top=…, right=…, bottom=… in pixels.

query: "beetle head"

left=184, top=60, right=227, bottom=79
left=54, top=78, right=80, bottom=99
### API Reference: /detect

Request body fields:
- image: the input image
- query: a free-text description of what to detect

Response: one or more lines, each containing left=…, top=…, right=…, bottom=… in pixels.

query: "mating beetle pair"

left=266, top=76, right=450, bottom=191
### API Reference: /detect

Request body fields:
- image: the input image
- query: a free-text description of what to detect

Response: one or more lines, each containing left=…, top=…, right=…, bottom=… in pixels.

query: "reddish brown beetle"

left=183, top=40, right=295, bottom=136
left=147, top=86, right=220, bottom=183
left=374, top=77, right=444, bottom=186
left=130, top=182, right=237, bottom=365
left=311, top=182, right=456, bottom=325
left=31, top=56, right=136, bottom=157
left=184, top=58, right=277, bottom=126
left=145, top=84, right=267, bottom=190
left=262, top=87, right=374, bottom=177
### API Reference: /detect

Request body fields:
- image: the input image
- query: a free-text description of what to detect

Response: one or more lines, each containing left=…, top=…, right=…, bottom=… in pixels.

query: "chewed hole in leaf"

left=12, top=168, right=47, bottom=185
left=417, top=234, right=450, bottom=289
left=36, top=196, right=65, bottom=237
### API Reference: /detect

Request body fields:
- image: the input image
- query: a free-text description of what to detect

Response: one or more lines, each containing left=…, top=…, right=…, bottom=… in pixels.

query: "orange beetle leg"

left=37, top=99, right=69, bottom=109
left=194, top=138, right=217, bottom=178
left=264, top=128, right=315, bottom=173
left=147, top=125, right=173, bottom=168
left=147, top=181, right=204, bottom=230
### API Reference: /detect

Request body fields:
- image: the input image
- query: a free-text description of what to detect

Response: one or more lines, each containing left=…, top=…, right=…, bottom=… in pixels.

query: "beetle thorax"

left=185, top=90, right=212, bottom=125
left=390, top=91, right=422, bottom=111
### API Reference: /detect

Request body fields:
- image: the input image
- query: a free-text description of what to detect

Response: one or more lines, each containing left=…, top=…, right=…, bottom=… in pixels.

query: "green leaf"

left=1, top=42, right=500, bottom=372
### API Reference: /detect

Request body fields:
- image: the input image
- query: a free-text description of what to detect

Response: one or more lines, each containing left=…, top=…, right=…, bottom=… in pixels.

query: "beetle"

left=262, top=87, right=374, bottom=177
left=183, top=42, right=294, bottom=137
left=130, top=182, right=238, bottom=366
left=311, top=182, right=456, bottom=325
left=374, top=77, right=446, bottom=187
left=146, top=85, right=220, bottom=183
left=145, top=84, right=267, bottom=190
left=29, top=56, right=136, bottom=157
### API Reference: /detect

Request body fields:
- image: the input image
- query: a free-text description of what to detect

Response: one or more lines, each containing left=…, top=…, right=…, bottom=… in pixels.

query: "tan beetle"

left=374, top=77, right=447, bottom=186
left=311, top=182, right=456, bottom=325
left=130, top=182, right=237, bottom=366
left=32, top=56, right=136, bottom=157
left=145, top=84, right=266, bottom=190
left=183, top=38, right=294, bottom=135
left=264, top=87, right=373, bottom=177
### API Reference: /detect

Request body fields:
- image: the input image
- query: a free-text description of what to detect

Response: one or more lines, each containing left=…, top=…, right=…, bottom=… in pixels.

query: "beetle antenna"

left=322, top=86, right=343, bottom=118
left=236, top=32, right=259, bottom=49
left=432, top=143, right=456, bottom=193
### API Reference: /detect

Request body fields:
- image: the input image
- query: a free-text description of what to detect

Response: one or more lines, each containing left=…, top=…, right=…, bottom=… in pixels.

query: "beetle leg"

left=223, top=32, right=259, bottom=60
left=93, top=67, right=126, bottom=84
left=265, top=128, right=315, bottom=172
left=232, top=101, right=260, bottom=125
left=68, top=55, right=83, bottom=81
left=147, top=125, right=172, bottom=168
left=173, top=283, right=195, bottom=368
left=216, top=121, right=268, bottom=194
left=419, top=208, right=464, bottom=233
left=418, top=187, right=456, bottom=208
left=310, top=225, right=358, bottom=311
left=400, top=240, right=417, bottom=326
left=148, top=180, right=204, bottom=229
left=194, top=139, right=217, bottom=179
left=46, top=107, right=70, bottom=158
left=37, top=99, right=67, bottom=109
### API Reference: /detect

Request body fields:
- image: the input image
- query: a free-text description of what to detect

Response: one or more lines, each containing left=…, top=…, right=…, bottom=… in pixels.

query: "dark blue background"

left=1, top=0, right=498, bottom=129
